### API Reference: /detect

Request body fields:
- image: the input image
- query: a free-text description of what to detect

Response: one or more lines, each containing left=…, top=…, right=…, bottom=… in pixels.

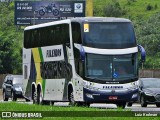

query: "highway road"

left=1, top=99, right=160, bottom=112
left=0, top=87, right=160, bottom=112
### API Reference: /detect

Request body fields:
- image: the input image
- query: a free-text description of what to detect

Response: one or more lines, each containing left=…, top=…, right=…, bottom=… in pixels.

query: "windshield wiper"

left=86, top=76, right=99, bottom=80
left=86, top=76, right=112, bottom=81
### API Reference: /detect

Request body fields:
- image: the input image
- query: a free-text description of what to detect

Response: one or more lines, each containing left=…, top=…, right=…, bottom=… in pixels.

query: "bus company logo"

left=103, top=86, right=123, bottom=89
left=46, top=49, right=61, bottom=58
left=74, top=3, right=83, bottom=13
left=2, top=112, right=11, bottom=118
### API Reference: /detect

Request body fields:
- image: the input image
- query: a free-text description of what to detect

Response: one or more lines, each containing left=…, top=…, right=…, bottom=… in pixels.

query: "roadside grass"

left=93, top=0, right=160, bottom=20
left=0, top=102, right=128, bottom=111
left=0, top=102, right=159, bottom=120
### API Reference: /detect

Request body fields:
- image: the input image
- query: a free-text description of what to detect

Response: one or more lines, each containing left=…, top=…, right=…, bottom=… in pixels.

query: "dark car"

left=2, top=75, right=23, bottom=101
left=139, top=78, right=160, bottom=107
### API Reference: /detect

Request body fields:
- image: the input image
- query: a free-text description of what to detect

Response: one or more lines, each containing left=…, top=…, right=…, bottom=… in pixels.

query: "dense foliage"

left=94, top=0, right=160, bottom=69
left=0, top=2, right=22, bottom=74
left=0, top=0, right=160, bottom=74
left=136, top=13, right=160, bottom=68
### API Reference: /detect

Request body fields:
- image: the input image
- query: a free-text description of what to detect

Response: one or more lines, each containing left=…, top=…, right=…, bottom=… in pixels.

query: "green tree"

left=136, top=13, right=160, bottom=68
left=0, top=2, right=22, bottom=74
left=103, top=0, right=126, bottom=17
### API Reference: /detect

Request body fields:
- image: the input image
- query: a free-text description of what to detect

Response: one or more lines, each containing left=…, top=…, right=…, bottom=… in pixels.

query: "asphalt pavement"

left=0, top=88, right=159, bottom=112
left=1, top=98, right=160, bottom=112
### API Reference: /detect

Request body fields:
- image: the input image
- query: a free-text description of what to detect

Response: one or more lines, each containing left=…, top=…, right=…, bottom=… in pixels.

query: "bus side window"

left=46, top=27, right=51, bottom=46
left=64, top=24, right=70, bottom=45
left=71, top=22, right=82, bottom=44
left=31, top=30, right=34, bottom=48
left=60, top=24, right=70, bottom=45
left=50, top=27, right=55, bottom=45
left=55, top=25, right=60, bottom=44
left=32, top=29, right=39, bottom=48
left=72, top=22, right=82, bottom=75
left=74, top=59, right=84, bottom=77
left=25, top=23, right=71, bottom=48
left=24, top=30, right=31, bottom=48
left=79, top=61, right=84, bottom=77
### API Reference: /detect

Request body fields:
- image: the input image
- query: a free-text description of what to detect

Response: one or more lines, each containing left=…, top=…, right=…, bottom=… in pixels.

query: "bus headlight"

left=83, top=84, right=99, bottom=91
left=127, top=86, right=138, bottom=91
left=86, top=93, right=94, bottom=99
left=89, top=86, right=99, bottom=91
left=132, top=93, right=138, bottom=98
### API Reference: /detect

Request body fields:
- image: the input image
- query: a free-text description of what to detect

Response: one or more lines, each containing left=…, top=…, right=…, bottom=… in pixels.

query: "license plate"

left=109, top=96, right=118, bottom=100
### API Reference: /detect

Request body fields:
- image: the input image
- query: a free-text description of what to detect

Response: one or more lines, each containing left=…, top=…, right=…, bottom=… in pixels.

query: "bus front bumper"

left=83, top=88, right=138, bottom=103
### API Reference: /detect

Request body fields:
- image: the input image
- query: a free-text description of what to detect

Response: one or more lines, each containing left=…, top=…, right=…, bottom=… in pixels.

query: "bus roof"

left=71, top=17, right=131, bottom=23
left=24, top=19, right=71, bottom=31
left=24, top=17, right=131, bottom=31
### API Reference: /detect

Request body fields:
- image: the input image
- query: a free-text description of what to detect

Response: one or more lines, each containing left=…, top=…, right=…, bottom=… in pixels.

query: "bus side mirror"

left=139, top=86, right=143, bottom=90
left=138, top=45, right=146, bottom=63
left=80, top=45, right=85, bottom=62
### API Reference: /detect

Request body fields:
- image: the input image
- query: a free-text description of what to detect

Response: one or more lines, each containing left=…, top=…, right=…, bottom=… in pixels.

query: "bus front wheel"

left=79, top=102, right=90, bottom=107
left=116, top=102, right=126, bottom=109
left=127, top=102, right=133, bottom=107
left=69, top=90, right=76, bottom=106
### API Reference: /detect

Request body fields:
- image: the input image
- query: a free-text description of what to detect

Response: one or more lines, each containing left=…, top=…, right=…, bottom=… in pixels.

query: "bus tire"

left=79, top=102, right=90, bottom=107
left=156, top=103, right=160, bottom=107
left=37, top=88, right=43, bottom=105
left=50, top=101, right=54, bottom=106
left=42, top=101, right=50, bottom=105
left=32, top=90, right=37, bottom=104
left=25, top=98, right=30, bottom=102
left=116, top=102, right=126, bottom=109
left=68, top=89, right=76, bottom=106
left=84, top=102, right=90, bottom=107
left=127, top=102, right=133, bottom=107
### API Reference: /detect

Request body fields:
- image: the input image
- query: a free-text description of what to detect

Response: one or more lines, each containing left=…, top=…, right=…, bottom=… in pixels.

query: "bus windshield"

left=83, top=22, right=136, bottom=49
left=85, top=53, right=138, bottom=82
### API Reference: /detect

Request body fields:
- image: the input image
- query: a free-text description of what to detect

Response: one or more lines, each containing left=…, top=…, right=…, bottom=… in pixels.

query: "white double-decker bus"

left=23, top=17, right=145, bottom=108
